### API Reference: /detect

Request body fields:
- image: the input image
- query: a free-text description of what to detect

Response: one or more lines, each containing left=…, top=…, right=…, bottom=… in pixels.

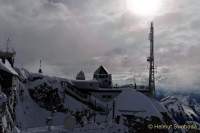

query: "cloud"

left=0, top=0, right=200, bottom=89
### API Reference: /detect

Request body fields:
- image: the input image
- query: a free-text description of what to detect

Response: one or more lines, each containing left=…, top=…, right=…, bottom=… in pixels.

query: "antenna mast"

left=6, top=37, right=11, bottom=52
left=147, top=22, right=155, bottom=97
left=38, top=59, right=43, bottom=74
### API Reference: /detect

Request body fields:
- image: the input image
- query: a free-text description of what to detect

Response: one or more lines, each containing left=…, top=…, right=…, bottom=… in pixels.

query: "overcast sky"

left=0, top=0, right=200, bottom=89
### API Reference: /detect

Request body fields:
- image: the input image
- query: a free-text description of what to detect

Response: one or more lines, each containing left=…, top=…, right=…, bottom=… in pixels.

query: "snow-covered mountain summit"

left=1, top=65, right=200, bottom=133
left=12, top=69, right=178, bottom=133
left=161, top=95, right=200, bottom=124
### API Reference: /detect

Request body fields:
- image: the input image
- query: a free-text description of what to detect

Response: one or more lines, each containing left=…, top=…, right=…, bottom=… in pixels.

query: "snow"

left=15, top=68, right=30, bottom=81
left=13, top=127, right=21, bottom=133
left=161, top=96, right=180, bottom=111
left=15, top=71, right=173, bottom=132
left=183, top=105, right=198, bottom=117
left=16, top=81, right=60, bottom=128
left=20, top=123, right=128, bottom=133
left=161, top=96, right=199, bottom=122
left=15, top=72, right=109, bottom=130
left=2, top=115, right=7, bottom=128
left=15, top=80, right=87, bottom=129
left=0, top=59, right=18, bottom=76
left=150, top=98, right=168, bottom=113
left=13, top=69, right=199, bottom=133
left=114, top=88, right=165, bottom=119
left=0, top=93, right=7, bottom=104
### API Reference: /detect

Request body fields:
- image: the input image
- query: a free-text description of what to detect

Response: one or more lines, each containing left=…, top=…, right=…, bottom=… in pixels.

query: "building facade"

left=93, top=66, right=112, bottom=88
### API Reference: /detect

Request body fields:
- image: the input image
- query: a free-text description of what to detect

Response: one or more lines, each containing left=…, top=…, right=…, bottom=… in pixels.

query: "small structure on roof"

left=76, top=70, right=85, bottom=80
left=73, top=65, right=112, bottom=90
left=72, top=66, right=120, bottom=102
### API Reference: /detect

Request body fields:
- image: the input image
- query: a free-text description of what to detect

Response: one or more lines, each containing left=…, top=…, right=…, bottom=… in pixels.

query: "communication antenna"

left=6, top=37, right=11, bottom=52
left=38, top=60, right=43, bottom=74
left=133, top=76, right=137, bottom=89
left=147, top=22, right=155, bottom=97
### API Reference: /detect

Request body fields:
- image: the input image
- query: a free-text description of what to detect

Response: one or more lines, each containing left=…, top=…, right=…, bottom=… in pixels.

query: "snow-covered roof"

left=72, top=80, right=99, bottom=84
left=0, top=59, right=18, bottom=76
left=114, top=88, right=164, bottom=118
left=15, top=68, right=30, bottom=80
left=94, top=66, right=109, bottom=75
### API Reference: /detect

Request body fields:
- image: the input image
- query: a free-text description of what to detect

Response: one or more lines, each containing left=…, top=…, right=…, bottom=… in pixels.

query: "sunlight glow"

left=126, top=0, right=161, bottom=16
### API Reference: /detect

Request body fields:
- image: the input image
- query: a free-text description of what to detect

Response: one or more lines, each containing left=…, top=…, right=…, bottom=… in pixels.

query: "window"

left=102, top=95, right=106, bottom=98
left=107, top=95, right=112, bottom=98
left=102, top=95, right=112, bottom=99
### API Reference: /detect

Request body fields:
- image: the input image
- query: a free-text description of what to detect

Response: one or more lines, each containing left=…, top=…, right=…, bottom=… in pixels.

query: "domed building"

left=93, top=65, right=112, bottom=88
left=72, top=66, right=121, bottom=102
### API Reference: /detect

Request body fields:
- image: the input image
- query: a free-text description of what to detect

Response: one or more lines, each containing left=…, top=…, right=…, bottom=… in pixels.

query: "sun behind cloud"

left=126, top=0, right=162, bottom=17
